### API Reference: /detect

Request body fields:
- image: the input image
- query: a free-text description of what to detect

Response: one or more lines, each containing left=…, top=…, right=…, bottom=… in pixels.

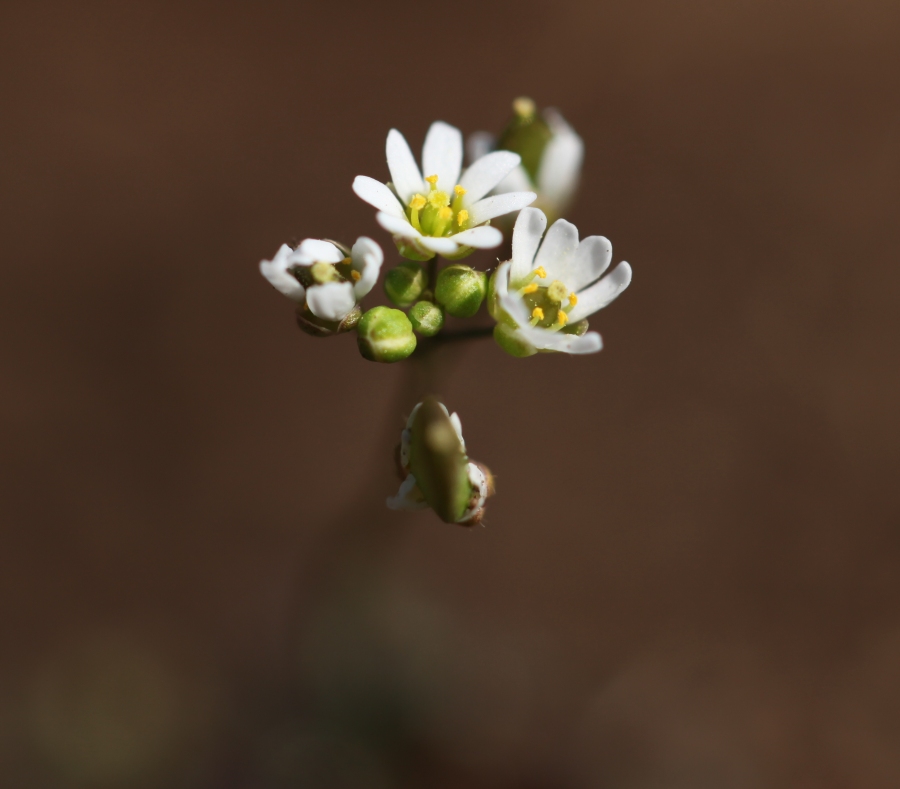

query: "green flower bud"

left=497, top=97, right=553, bottom=183
left=408, top=300, right=444, bottom=337
left=357, top=306, right=416, bottom=362
left=384, top=261, right=427, bottom=307
left=435, top=265, right=487, bottom=318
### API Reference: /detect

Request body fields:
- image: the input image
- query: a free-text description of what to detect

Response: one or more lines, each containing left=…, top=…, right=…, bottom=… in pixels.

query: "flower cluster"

left=259, top=99, right=634, bottom=525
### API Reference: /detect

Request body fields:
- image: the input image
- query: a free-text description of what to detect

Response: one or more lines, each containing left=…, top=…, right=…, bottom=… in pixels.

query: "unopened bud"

left=408, top=300, right=444, bottom=337
left=384, top=261, right=427, bottom=307
left=498, top=96, right=553, bottom=183
left=435, top=265, right=487, bottom=318
left=357, top=306, right=416, bottom=362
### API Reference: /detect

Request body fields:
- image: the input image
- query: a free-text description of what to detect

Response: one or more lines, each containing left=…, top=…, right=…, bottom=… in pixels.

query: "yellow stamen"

left=351, top=270, right=361, bottom=282
left=438, top=206, right=452, bottom=220
left=568, top=292, right=578, bottom=306
left=532, top=307, right=544, bottom=321
left=410, top=194, right=426, bottom=210
left=425, top=174, right=439, bottom=188
left=522, top=283, right=538, bottom=294
left=556, top=309, right=569, bottom=326
left=457, top=209, right=469, bottom=226
left=454, top=184, right=467, bottom=197
left=535, top=266, right=547, bottom=279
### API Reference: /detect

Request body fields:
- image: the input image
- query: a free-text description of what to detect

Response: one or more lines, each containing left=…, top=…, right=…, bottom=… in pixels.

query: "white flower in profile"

left=469, top=99, right=584, bottom=223
left=259, top=236, right=383, bottom=322
left=388, top=398, right=491, bottom=527
left=490, top=208, right=632, bottom=356
left=353, top=121, right=536, bottom=261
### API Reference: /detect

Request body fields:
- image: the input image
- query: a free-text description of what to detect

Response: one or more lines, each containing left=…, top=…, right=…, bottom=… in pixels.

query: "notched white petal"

left=468, top=191, right=536, bottom=225
left=377, top=211, right=421, bottom=239
left=568, top=235, right=612, bottom=292
left=568, top=261, right=632, bottom=323
left=386, top=129, right=425, bottom=204
left=418, top=236, right=459, bottom=255
left=510, top=207, right=548, bottom=285
left=352, top=176, right=405, bottom=218
left=452, top=226, right=503, bottom=249
left=294, top=238, right=344, bottom=265
left=260, top=244, right=305, bottom=302
left=305, top=281, right=356, bottom=321
left=533, top=218, right=580, bottom=282
left=459, top=150, right=522, bottom=203
left=351, top=236, right=383, bottom=299
left=422, top=121, right=463, bottom=192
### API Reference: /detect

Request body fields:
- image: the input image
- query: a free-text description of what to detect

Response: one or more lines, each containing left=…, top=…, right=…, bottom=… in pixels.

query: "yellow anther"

left=425, top=174, right=439, bottom=188
left=457, top=209, right=469, bottom=226
left=410, top=194, right=426, bottom=210
left=535, top=266, right=547, bottom=279
left=522, top=283, right=538, bottom=294
left=438, top=206, right=453, bottom=220
left=351, top=270, right=361, bottom=282
left=454, top=184, right=467, bottom=197
left=532, top=307, right=544, bottom=321
left=568, top=292, right=578, bottom=306
left=556, top=309, right=569, bottom=326
left=513, top=96, right=536, bottom=119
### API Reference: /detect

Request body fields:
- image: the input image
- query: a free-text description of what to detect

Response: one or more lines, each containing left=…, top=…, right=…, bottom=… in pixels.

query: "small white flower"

left=491, top=208, right=632, bottom=356
left=469, top=104, right=584, bottom=222
left=353, top=121, right=537, bottom=261
left=259, top=236, right=383, bottom=322
left=388, top=401, right=489, bottom=526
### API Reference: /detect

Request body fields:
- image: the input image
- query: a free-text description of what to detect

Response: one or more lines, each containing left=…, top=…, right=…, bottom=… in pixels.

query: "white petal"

left=568, top=262, right=633, bottom=323
left=259, top=244, right=305, bottom=302
left=452, top=226, right=503, bottom=249
left=533, top=218, right=579, bottom=282
left=458, top=462, right=488, bottom=524
left=449, top=412, right=465, bottom=451
left=568, top=235, right=612, bottom=292
left=386, top=129, right=425, bottom=204
left=514, top=319, right=604, bottom=355
left=377, top=211, right=420, bottom=239
left=387, top=474, right=429, bottom=511
left=352, top=176, right=405, bottom=218
left=351, top=236, right=383, bottom=299
left=468, top=191, right=536, bottom=225
left=422, top=121, right=463, bottom=193
left=510, top=208, right=547, bottom=285
left=459, top=151, right=522, bottom=203
left=536, top=110, right=583, bottom=213
left=294, top=238, right=344, bottom=265
left=495, top=261, right=532, bottom=328
left=418, top=236, right=459, bottom=255
left=466, top=131, right=494, bottom=164
left=493, top=164, right=533, bottom=196
left=305, top=281, right=356, bottom=321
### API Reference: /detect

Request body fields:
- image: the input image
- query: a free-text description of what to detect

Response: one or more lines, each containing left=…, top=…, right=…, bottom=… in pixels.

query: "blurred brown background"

left=2, top=0, right=899, bottom=786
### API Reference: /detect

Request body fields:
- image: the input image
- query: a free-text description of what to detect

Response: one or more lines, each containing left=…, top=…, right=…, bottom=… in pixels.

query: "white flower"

left=469, top=103, right=584, bottom=222
left=353, top=121, right=537, bottom=261
left=491, top=208, right=632, bottom=356
left=259, top=236, right=383, bottom=322
left=388, top=401, right=489, bottom=526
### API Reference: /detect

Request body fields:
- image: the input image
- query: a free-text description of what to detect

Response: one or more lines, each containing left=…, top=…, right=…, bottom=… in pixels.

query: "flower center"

left=407, top=176, right=470, bottom=237
left=518, top=269, right=577, bottom=330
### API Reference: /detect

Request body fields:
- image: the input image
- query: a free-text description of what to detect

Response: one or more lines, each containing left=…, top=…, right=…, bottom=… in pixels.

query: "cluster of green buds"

left=357, top=260, right=488, bottom=363
left=388, top=397, right=494, bottom=526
